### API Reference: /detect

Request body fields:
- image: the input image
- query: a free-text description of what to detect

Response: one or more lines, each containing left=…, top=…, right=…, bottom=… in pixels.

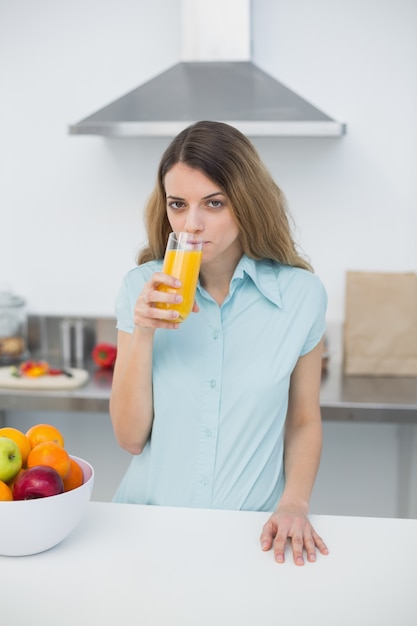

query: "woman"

left=110, top=120, right=329, bottom=566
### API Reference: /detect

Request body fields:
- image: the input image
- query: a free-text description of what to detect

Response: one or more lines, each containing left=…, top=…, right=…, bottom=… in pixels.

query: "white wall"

left=1, top=0, right=416, bottom=324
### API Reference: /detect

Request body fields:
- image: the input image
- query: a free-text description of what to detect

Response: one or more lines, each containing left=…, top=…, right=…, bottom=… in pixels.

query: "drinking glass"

left=156, top=232, right=203, bottom=322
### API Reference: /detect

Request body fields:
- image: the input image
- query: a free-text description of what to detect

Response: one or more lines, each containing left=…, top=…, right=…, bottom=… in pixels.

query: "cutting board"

left=0, top=367, right=89, bottom=390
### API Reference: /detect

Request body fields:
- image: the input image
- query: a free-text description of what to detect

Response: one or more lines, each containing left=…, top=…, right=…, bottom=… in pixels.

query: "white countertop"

left=2, top=502, right=417, bottom=625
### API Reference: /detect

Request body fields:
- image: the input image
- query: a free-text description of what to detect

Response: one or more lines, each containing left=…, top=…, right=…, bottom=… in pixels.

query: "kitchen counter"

left=1, top=358, right=416, bottom=421
left=320, top=359, right=417, bottom=422
left=0, top=360, right=111, bottom=413
left=0, top=314, right=114, bottom=413
left=0, top=316, right=416, bottom=421
left=2, top=502, right=416, bottom=625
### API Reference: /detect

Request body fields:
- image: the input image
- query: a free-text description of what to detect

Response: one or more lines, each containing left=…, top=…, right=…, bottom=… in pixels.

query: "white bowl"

left=0, top=455, right=94, bottom=557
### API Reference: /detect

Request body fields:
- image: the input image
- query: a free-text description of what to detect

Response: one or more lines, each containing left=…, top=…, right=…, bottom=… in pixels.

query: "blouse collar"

left=230, top=255, right=283, bottom=308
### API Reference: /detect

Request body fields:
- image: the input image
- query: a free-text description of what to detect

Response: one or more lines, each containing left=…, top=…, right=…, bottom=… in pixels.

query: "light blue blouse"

left=113, top=255, right=327, bottom=512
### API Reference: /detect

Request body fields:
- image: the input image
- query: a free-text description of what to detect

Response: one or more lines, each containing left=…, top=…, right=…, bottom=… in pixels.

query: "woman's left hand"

left=259, top=505, right=329, bottom=566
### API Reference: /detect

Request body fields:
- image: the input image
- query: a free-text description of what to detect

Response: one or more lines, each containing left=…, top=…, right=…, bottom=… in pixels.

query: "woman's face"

left=164, top=163, right=242, bottom=267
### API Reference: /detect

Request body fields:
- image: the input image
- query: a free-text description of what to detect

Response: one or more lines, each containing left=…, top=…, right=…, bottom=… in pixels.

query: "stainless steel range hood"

left=69, top=0, right=346, bottom=138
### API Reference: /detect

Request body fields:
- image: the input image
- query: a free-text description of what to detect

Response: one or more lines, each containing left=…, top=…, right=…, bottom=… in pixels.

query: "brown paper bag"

left=343, top=271, right=417, bottom=376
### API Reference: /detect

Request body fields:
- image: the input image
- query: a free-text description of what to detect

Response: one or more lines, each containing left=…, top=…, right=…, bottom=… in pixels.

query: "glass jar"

left=0, top=288, right=28, bottom=364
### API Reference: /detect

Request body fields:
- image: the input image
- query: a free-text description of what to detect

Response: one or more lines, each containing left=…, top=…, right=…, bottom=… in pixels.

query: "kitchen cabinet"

left=2, top=406, right=416, bottom=517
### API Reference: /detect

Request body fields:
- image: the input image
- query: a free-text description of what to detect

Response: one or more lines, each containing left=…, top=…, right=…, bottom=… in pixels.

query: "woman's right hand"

left=133, top=272, right=183, bottom=331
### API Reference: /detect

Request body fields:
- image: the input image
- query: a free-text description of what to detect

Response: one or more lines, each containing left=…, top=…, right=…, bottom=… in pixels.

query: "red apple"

left=13, top=465, right=64, bottom=500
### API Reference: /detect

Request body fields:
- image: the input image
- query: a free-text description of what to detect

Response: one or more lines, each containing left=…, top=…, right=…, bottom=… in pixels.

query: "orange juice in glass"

left=157, top=232, right=203, bottom=322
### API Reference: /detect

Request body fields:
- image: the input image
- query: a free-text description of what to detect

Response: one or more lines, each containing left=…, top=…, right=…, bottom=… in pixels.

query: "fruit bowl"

left=0, top=455, right=94, bottom=557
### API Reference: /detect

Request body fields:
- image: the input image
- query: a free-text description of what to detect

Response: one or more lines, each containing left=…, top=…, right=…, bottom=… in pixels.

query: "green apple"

left=0, top=436, right=22, bottom=482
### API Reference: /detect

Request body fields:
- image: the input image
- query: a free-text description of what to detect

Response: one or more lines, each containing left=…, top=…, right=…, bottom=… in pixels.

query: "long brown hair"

left=137, top=121, right=312, bottom=271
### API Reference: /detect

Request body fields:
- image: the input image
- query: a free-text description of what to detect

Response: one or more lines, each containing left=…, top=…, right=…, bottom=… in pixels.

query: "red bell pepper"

left=92, top=343, right=117, bottom=369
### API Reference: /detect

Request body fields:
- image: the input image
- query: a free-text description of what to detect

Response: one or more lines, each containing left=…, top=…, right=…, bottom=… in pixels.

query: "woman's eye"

left=207, top=199, right=223, bottom=209
left=168, top=201, right=185, bottom=210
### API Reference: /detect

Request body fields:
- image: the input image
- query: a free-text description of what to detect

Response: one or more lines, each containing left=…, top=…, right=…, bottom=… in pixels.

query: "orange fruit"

left=0, top=427, right=31, bottom=466
left=0, top=480, right=13, bottom=501
left=25, top=423, right=65, bottom=449
left=63, top=458, right=84, bottom=491
left=27, top=441, right=71, bottom=479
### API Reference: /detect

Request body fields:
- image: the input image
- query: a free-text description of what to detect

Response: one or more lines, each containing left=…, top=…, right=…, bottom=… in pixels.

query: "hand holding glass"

left=156, top=232, right=203, bottom=322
